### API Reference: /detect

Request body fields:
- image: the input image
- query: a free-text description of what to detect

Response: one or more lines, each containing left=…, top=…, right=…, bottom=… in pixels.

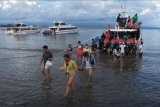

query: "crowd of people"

left=39, top=33, right=143, bottom=95
left=99, top=31, right=143, bottom=59
left=39, top=34, right=143, bottom=96
left=39, top=13, right=144, bottom=96
left=39, top=42, right=96, bottom=96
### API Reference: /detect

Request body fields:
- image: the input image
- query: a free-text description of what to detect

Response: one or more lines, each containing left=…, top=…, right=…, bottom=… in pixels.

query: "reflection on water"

left=0, top=28, right=160, bottom=107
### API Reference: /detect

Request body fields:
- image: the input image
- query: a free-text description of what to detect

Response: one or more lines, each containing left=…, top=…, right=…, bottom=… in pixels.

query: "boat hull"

left=24, top=30, right=41, bottom=34
left=54, top=29, right=79, bottom=35
left=5, top=29, right=40, bottom=35
left=12, top=31, right=27, bottom=36
left=43, top=29, right=79, bottom=35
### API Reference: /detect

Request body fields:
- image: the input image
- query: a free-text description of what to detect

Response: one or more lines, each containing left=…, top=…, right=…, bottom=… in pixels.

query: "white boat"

left=43, top=20, right=79, bottom=35
left=14, top=23, right=40, bottom=34
left=4, top=23, right=40, bottom=34
left=101, top=5, right=142, bottom=53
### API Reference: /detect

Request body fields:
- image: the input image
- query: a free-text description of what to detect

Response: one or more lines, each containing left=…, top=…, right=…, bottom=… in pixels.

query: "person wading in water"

left=40, top=45, right=53, bottom=82
left=59, top=54, right=77, bottom=96
left=82, top=52, right=96, bottom=84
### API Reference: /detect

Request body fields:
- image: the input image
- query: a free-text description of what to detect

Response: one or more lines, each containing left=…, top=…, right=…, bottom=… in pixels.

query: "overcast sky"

left=0, top=0, right=160, bottom=27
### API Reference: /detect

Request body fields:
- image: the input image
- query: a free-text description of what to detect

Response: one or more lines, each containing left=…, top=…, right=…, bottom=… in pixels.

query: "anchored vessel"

left=2, top=23, right=40, bottom=35
left=101, top=8, right=142, bottom=54
left=43, top=20, right=79, bottom=35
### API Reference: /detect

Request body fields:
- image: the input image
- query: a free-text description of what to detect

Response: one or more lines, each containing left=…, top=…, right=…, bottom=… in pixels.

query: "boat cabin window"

left=15, top=24, right=21, bottom=27
left=15, top=24, right=27, bottom=27
left=55, top=23, right=59, bottom=26
left=22, top=24, right=27, bottom=27
left=54, top=23, right=66, bottom=26
left=59, top=27, right=77, bottom=30
left=60, top=23, right=66, bottom=25
left=50, top=28, right=57, bottom=31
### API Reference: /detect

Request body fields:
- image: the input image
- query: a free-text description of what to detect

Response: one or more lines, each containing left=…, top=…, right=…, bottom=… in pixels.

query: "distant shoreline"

left=0, top=23, right=160, bottom=29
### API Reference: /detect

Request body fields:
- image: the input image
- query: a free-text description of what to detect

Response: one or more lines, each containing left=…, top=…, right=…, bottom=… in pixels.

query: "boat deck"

left=109, top=29, right=137, bottom=32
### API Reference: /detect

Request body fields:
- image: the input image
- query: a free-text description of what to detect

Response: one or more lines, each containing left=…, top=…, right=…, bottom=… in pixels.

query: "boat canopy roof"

left=109, top=29, right=137, bottom=32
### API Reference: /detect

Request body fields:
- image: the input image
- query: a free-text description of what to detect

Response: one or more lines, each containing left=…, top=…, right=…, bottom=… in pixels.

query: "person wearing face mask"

left=59, top=54, right=77, bottom=96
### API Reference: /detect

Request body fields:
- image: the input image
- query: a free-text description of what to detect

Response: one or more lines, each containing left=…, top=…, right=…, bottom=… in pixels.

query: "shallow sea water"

left=0, top=28, right=160, bottom=107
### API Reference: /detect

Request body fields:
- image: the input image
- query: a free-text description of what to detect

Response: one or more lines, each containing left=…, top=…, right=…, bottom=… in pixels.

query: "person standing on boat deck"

left=132, top=14, right=138, bottom=25
left=106, top=29, right=110, bottom=38
left=67, top=44, right=73, bottom=57
left=40, top=45, right=53, bottom=82
left=59, top=54, right=77, bottom=96
left=115, top=14, right=121, bottom=29
left=120, top=42, right=126, bottom=57
left=127, top=16, right=132, bottom=29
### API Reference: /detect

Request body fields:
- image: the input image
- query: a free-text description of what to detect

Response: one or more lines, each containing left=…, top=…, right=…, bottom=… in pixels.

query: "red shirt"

left=126, top=38, right=134, bottom=43
left=77, top=49, right=83, bottom=57
left=111, top=39, right=117, bottom=43
left=117, top=38, right=124, bottom=43
left=104, top=38, right=110, bottom=43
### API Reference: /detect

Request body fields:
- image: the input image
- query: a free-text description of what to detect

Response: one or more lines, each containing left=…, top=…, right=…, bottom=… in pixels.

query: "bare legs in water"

left=65, top=76, right=74, bottom=96
left=86, top=68, right=93, bottom=84
left=41, top=66, right=51, bottom=82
